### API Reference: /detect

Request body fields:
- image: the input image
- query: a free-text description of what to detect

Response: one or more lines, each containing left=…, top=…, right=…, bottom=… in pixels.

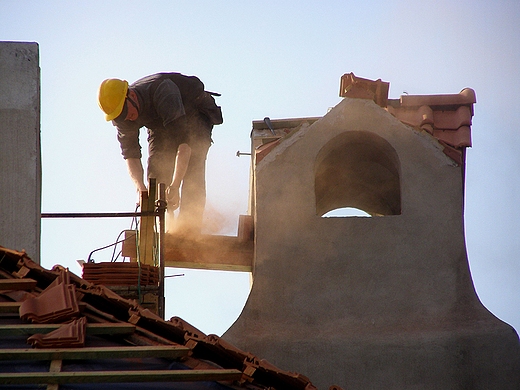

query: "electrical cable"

left=153, top=214, right=160, bottom=267
left=135, top=201, right=142, bottom=303
left=110, top=230, right=125, bottom=262
left=112, top=249, right=123, bottom=262
left=86, top=237, right=128, bottom=263
left=88, top=204, right=142, bottom=263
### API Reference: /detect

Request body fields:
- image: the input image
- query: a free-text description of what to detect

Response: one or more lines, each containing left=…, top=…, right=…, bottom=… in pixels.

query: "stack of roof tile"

left=82, top=262, right=159, bottom=286
left=27, top=316, right=86, bottom=348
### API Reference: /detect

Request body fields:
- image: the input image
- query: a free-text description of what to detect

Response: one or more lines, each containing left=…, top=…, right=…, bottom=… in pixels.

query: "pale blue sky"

left=1, top=0, right=519, bottom=336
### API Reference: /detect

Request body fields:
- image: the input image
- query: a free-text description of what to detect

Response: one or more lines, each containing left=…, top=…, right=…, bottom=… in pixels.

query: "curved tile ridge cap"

left=387, top=88, right=476, bottom=164
left=398, top=88, right=476, bottom=109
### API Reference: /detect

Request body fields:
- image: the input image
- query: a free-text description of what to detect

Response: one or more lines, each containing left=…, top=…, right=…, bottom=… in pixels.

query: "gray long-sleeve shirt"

left=112, top=72, right=206, bottom=159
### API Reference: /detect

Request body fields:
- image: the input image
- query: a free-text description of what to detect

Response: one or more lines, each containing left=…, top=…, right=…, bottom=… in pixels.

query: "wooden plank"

left=0, top=323, right=136, bottom=336
left=0, top=345, right=190, bottom=361
left=0, top=302, right=21, bottom=313
left=121, top=229, right=137, bottom=258
left=49, top=359, right=62, bottom=372
left=0, top=369, right=242, bottom=385
left=139, top=181, right=156, bottom=266
left=46, top=359, right=62, bottom=390
left=164, top=234, right=253, bottom=272
left=0, top=278, right=37, bottom=290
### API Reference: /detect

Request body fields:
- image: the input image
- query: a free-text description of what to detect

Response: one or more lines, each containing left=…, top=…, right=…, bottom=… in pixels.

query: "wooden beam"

left=86, top=323, right=135, bottom=335
left=139, top=179, right=157, bottom=266
left=0, top=302, right=88, bottom=315
left=0, top=323, right=136, bottom=336
left=46, top=359, right=62, bottom=390
left=0, top=345, right=190, bottom=361
left=0, top=369, right=242, bottom=385
left=0, top=302, right=21, bottom=313
left=0, top=278, right=37, bottom=290
left=164, top=234, right=253, bottom=272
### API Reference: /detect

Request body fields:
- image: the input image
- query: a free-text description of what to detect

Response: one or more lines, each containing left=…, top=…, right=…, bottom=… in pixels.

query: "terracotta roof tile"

left=19, top=281, right=79, bottom=323
left=0, top=246, right=319, bottom=389
left=255, top=138, right=281, bottom=163
left=386, top=88, right=475, bottom=163
left=433, top=125, right=472, bottom=149
left=251, top=75, right=475, bottom=167
left=432, top=106, right=472, bottom=130
left=339, top=72, right=389, bottom=107
left=82, top=262, right=159, bottom=286
left=338, top=74, right=476, bottom=164
left=27, top=316, right=86, bottom=348
left=399, top=88, right=476, bottom=109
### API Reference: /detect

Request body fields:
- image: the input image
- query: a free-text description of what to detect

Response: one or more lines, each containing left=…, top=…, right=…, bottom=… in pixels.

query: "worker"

left=98, top=72, right=223, bottom=235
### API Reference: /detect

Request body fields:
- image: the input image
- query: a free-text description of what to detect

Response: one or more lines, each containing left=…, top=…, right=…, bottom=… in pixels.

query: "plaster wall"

left=224, top=98, right=520, bottom=389
left=0, top=42, right=41, bottom=263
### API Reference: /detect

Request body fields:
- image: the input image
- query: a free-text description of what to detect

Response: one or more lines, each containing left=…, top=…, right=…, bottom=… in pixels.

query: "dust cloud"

left=165, top=201, right=240, bottom=237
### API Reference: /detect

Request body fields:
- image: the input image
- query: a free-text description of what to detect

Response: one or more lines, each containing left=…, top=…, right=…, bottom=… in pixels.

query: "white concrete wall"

left=0, top=42, right=41, bottom=262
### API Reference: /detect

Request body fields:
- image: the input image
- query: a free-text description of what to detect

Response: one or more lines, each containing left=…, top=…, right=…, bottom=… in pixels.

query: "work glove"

left=166, top=186, right=180, bottom=211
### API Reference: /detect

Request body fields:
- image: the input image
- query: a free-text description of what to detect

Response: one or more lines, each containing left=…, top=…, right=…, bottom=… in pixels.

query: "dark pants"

left=147, top=114, right=212, bottom=235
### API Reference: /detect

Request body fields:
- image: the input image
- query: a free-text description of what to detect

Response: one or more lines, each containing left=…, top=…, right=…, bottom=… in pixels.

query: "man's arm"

left=125, top=158, right=147, bottom=192
left=166, top=143, right=192, bottom=210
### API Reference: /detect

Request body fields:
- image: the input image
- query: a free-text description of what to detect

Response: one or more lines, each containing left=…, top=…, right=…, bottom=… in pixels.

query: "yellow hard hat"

left=98, top=79, right=129, bottom=121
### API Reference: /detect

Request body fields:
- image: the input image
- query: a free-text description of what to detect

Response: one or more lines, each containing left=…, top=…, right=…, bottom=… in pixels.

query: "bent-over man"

left=98, top=72, right=223, bottom=235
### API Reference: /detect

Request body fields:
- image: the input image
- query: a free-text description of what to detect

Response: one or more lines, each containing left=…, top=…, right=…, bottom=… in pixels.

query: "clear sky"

left=1, top=0, right=519, bottom=336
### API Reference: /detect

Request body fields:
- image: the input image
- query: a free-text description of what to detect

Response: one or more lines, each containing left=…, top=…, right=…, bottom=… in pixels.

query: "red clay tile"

left=0, top=246, right=321, bottom=390
left=400, top=88, right=476, bottom=108
left=386, top=88, right=475, bottom=163
left=339, top=72, right=389, bottom=107
left=82, top=262, right=159, bottom=286
left=439, top=142, right=463, bottom=165
left=433, top=126, right=472, bottom=149
left=387, top=105, right=434, bottom=130
left=27, top=316, right=86, bottom=348
left=255, top=139, right=281, bottom=164
left=19, top=282, right=79, bottom=323
left=432, top=106, right=472, bottom=130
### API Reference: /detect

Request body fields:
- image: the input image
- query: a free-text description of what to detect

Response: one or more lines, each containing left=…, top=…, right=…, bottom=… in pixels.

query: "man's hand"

left=125, top=158, right=147, bottom=192
left=166, top=143, right=191, bottom=212
left=166, top=186, right=180, bottom=210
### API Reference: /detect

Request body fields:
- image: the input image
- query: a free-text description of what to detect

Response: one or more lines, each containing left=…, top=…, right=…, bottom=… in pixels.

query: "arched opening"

left=322, top=207, right=371, bottom=218
left=315, top=131, right=401, bottom=217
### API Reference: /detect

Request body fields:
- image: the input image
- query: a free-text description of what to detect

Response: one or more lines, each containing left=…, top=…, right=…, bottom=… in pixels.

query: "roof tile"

left=0, top=246, right=320, bottom=389
left=19, top=281, right=79, bottom=323
left=432, top=105, right=472, bottom=130
left=27, top=316, right=86, bottom=348
left=399, top=88, right=476, bottom=109
left=339, top=72, right=389, bottom=107
left=387, top=90, right=475, bottom=155
left=253, top=75, right=475, bottom=166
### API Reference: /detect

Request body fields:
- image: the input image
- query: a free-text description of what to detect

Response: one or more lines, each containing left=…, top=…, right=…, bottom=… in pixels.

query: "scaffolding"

left=42, top=180, right=167, bottom=319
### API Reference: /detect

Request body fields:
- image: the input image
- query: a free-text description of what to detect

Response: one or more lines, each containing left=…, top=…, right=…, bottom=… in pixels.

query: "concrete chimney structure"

left=0, top=42, right=41, bottom=263
left=224, top=77, right=520, bottom=389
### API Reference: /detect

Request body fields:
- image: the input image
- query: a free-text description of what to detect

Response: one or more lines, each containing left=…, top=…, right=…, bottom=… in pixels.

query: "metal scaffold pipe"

left=157, top=183, right=166, bottom=320
left=41, top=211, right=159, bottom=218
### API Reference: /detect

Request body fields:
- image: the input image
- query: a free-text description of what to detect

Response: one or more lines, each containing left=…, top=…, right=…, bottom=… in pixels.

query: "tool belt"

left=195, top=91, right=223, bottom=125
